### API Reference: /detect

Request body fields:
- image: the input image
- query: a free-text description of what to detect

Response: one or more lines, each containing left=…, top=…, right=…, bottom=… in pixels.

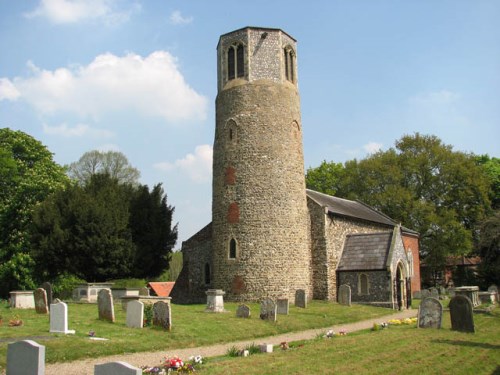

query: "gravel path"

left=42, top=309, right=417, bottom=374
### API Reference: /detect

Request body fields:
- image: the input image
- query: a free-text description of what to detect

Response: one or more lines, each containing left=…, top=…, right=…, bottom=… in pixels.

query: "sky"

left=1, top=0, right=499, bottom=246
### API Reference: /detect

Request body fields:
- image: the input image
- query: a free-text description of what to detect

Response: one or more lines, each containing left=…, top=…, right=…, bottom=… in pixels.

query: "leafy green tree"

left=67, top=150, right=140, bottom=186
left=305, top=161, right=343, bottom=196
left=476, top=210, right=500, bottom=286
left=129, top=184, right=178, bottom=278
left=0, top=128, right=69, bottom=296
left=31, top=174, right=135, bottom=281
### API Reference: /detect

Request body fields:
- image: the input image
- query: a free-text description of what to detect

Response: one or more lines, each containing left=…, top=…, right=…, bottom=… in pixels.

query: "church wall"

left=338, top=271, right=392, bottom=308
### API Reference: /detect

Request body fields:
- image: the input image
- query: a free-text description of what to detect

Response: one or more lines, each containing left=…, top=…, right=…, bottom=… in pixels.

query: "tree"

left=305, top=161, right=343, bottom=196
left=67, top=150, right=140, bottom=186
left=129, top=184, right=178, bottom=278
left=31, top=174, right=135, bottom=281
left=0, top=128, right=69, bottom=296
left=476, top=210, right=500, bottom=286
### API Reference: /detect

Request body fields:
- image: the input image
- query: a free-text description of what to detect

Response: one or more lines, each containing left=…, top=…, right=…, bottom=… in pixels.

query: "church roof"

left=337, top=232, right=393, bottom=271
left=306, top=189, right=397, bottom=227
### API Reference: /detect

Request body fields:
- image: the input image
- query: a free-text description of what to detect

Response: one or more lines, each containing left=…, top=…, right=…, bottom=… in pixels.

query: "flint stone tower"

left=212, top=27, right=312, bottom=302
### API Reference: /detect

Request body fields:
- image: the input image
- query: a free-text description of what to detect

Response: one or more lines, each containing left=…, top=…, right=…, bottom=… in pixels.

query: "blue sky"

left=1, top=0, right=499, bottom=246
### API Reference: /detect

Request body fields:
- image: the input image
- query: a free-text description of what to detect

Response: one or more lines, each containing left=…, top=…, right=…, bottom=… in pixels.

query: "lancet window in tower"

left=227, top=43, right=245, bottom=80
left=284, top=46, right=295, bottom=82
left=229, top=238, right=237, bottom=259
left=204, top=263, right=211, bottom=285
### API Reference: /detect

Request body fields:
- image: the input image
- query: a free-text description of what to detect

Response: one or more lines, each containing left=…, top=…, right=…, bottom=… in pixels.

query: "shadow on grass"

left=432, top=339, right=500, bottom=350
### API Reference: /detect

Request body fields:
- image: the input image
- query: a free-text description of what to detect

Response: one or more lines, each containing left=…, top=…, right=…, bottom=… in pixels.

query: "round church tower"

left=212, top=27, right=311, bottom=302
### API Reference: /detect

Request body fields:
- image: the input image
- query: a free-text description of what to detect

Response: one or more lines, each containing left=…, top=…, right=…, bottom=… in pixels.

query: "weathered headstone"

left=205, top=289, right=226, bottom=312
left=7, top=340, right=45, bottom=375
left=97, top=289, right=115, bottom=323
left=429, top=287, right=439, bottom=298
left=138, top=287, right=150, bottom=296
left=94, top=361, right=141, bottom=375
left=276, top=299, right=289, bottom=315
left=449, top=295, right=475, bottom=333
left=260, top=298, right=277, bottom=322
left=49, top=301, right=75, bottom=334
left=417, top=297, right=443, bottom=329
left=34, top=288, right=48, bottom=314
left=236, top=304, right=251, bottom=318
left=295, top=289, right=307, bottom=308
left=152, top=301, right=172, bottom=331
left=488, top=284, right=498, bottom=303
left=338, top=284, right=352, bottom=306
left=40, top=282, right=53, bottom=309
left=126, top=300, right=144, bottom=329
left=420, top=289, right=430, bottom=299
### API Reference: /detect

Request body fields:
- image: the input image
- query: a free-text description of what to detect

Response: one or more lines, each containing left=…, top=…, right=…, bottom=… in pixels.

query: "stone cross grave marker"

left=236, top=304, right=251, bottom=318
left=126, top=300, right=144, bottom=329
left=152, top=301, right=172, bottom=331
left=7, top=340, right=45, bottom=375
left=277, top=298, right=289, bottom=315
left=50, top=301, right=75, bottom=334
left=40, top=282, right=53, bottom=310
left=417, top=297, right=443, bottom=329
left=94, top=361, right=142, bottom=375
left=98, top=289, right=115, bottom=323
left=260, top=298, right=277, bottom=322
left=34, top=288, right=48, bottom=314
left=449, top=295, right=475, bottom=333
left=295, top=289, right=307, bottom=308
left=338, top=284, right=352, bottom=306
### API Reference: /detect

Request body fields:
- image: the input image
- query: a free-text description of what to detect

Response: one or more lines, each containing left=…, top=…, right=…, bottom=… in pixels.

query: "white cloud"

left=25, top=0, right=140, bottom=25
left=43, top=122, right=114, bottom=138
left=97, top=143, right=120, bottom=152
left=10, top=51, right=207, bottom=123
left=154, top=144, right=213, bottom=183
left=363, top=142, right=383, bottom=154
left=0, top=78, right=20, bottom=101
left=169, top=10, right=193, bottom=25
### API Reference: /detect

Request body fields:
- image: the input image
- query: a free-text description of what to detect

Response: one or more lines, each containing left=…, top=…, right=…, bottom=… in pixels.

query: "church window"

left=204, top=263, right=211, bottom=285
left=229, top=238, right=237, bottom=259
left=407, top=250, right=414, bottom=277
left=227, top=43, right=245, bottom=81
left=359, top=273, right=369, bottom=295
left=284, top=46, right=295, bottom=82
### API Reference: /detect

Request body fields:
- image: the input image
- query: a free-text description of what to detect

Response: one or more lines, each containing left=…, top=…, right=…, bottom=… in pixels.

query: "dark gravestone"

left=236, top=304, right=251, bottom=318
left=449, top=295, right=475, bottom=333
left=417, top=297, right=443, bottom=329
left=276, top=298, right=289, bottom=315
left=34, top=288, right=48, bottom=314
left=295, top=289, right=307, bottom=308
left=41, top=282, right=53, bottom=310
left=260, top=298, right=277, bottom=322
left=152, top=301, right=172, bottom=330
left=97, top=289, right=115, bottom=323
left=338, top=284, right=351, bottom=306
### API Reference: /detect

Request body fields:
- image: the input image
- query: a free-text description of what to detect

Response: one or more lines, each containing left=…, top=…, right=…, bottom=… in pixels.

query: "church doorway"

left=395, top=263, right=406, bottom=310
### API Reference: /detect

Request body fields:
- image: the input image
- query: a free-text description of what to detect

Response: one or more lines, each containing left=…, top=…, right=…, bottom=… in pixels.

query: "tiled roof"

left=306, top=189, right=397, bottom=227
left=148, top=282, right=175, bottom=297
left=337, top=232, right=393, bottom=271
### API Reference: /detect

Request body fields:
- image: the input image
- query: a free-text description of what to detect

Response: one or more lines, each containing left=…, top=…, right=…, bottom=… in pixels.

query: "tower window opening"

left=204, top=263, right=211, bottom=285
left=229, top=238, right=237, bottom=259
left=227, top=43, right=244, bottom=81
left=284, top=47, right=295, bottom=82
left=237, top=44, right=244, bottom=77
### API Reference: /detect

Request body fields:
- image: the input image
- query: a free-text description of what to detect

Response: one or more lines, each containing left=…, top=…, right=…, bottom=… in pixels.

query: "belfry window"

left=284, top=47, right=295, bottom=82
left=229, top=238, right=237, bottom=259
left=204, top=263, right=211, bottom=285
left=359, top=273, right=369, bottom=295
left=227, top=43, right=245, bottom=80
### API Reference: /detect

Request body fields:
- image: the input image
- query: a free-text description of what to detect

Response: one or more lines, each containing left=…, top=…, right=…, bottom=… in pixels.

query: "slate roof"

left=306, top=189, right=397, bottom=227
left=148, top=282, right=175, bottom=297
left=337, top=232, right=393, bottom=271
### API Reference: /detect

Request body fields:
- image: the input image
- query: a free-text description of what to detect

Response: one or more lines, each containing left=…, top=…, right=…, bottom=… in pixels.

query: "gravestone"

left=7, top=340, right=45, bottom=375
left=260, top=298, right=277, bottom=322
left=126, top=300, right=144, bottom=329
left=429, top=287, right=439, bottom=298
left=276, top=299, right=289, bottom=315
left=50, top=301, right=75, bottom=334
left=236, top=304, right=251, bottom=318
left=295, top=289, right=307, bottom=308
left=417, top=297, right=443, bottom=329
left=338, top=284, right=352, bottom=306
left=34, top=288, right=48, bottom=314
left=420, top=289, right=430, bottom=299
left=98, top=289, right=115, bottom=323
left=138, top=287, right=150, bottom=296
left=259, top=343, right=273, bottom=353
left=40, top=282, right=53, bottom=309
left=205, top=289, right=226, bottom=312
left=488, top=284, right=498, bottom=302
left=94, top=361, right=141, bottom=375
left=449, top=295, right=475, bottom=333
left=152, top=301, right=172, bottom=330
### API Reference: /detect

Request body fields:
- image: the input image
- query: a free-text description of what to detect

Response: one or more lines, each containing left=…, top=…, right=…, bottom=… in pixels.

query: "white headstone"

left=259, top=343, right=273, bottom=353
left=126, top=300, right=144, bottom=329
left=94, top=361, right=141, bottom=375
left=49, top=302, right=75, bottom=334
left=7, top=340, right=45, bottom=375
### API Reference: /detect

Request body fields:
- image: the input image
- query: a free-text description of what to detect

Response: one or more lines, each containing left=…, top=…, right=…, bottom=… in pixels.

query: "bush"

left=108, top=278, right=147, bottom=288
left=51, top=273, right=86, bottom=299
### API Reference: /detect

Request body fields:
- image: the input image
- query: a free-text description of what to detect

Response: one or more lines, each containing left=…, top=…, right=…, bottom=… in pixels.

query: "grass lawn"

left=0, top=299, right=390, bottom=369
left=201, top=309, right=500, bottom=375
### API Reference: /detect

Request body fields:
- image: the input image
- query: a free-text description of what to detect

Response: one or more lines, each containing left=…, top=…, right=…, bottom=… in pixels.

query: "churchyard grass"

left=201, top=309, right=500, bottom=374
left=0, top=300, right=389, bottom=368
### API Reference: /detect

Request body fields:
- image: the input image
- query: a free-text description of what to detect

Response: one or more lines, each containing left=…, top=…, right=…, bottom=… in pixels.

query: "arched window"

left=204, top=263, right=211, bottom=285
left=284, top=46, right=295, bottom=82
left=227, top=43, right=245, bottom=81
left=359, top=273, right=369, bottom=295
left=407, top=250, right=414, bottom=277
left=229, top=238, right=237, bottom=259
